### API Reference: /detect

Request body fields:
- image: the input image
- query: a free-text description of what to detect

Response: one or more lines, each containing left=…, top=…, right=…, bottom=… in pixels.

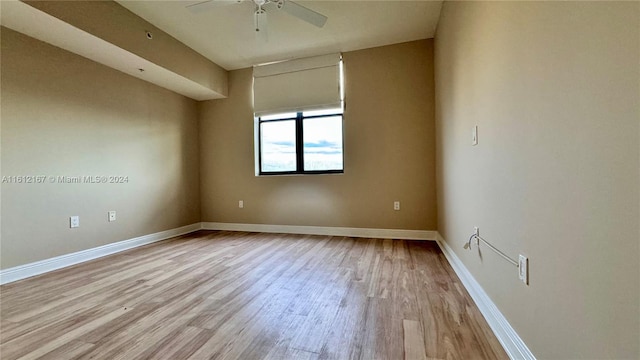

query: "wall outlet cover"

left=518, top=255, right=528, bottom=285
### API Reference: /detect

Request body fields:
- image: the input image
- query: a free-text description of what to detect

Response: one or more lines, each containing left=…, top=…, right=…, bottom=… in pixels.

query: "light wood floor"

left=0, top=231, right=507, bottom=360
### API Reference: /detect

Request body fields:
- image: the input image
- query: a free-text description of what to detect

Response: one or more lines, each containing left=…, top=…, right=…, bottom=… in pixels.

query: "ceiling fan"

left=185, top=0, right=328, bottom=41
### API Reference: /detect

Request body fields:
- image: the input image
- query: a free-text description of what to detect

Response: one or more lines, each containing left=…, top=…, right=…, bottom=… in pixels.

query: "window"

left=259, top=108, right=343, bottom=175
left=253, top=53, right=344, bottom=175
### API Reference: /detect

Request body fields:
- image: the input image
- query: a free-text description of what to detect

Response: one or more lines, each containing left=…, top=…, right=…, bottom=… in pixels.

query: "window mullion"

left=295, top=112, right=304, bottom=172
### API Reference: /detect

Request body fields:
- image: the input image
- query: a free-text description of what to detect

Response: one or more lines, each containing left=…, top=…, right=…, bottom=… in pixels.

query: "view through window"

left=259, top=108, right=344, bottom=174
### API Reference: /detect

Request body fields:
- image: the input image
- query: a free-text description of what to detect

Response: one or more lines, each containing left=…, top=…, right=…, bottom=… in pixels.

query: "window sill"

left=256, top=171, right=344, bottom=177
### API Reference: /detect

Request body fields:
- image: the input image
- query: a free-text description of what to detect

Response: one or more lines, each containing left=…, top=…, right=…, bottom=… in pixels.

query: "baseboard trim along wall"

left=201, top=222, right=437, bottom=240
left=0, top=223, right=202, bottom=285
left=436, top=233, right=536, bottom=360
left=0, top=223, right=533, bottom=360
left=0, top=223, right=434, bottom=285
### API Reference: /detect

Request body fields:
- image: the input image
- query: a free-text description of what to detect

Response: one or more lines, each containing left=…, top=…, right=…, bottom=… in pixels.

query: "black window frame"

left=258, top=110, right=344, bottom=175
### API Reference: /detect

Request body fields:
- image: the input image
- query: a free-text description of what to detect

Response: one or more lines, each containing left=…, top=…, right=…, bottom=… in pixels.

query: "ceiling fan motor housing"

left=186, top=0, right=326, bottom=40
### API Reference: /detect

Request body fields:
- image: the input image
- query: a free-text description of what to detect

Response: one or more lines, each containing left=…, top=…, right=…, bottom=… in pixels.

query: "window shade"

left=253, top=53, right=341, bottom=116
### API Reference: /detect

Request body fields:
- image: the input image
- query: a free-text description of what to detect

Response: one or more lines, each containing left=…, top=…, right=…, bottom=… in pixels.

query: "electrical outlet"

left=393, top=201, right=400, bottom=211
left=519, top=255, right=529, bottom=285
left=239, top=200, right=244, bottom=209
left=70, top=216, right=80, bottom=228
left=474, top=227, right=479, bottom=245
left=108, top=211, right=116, bottom=222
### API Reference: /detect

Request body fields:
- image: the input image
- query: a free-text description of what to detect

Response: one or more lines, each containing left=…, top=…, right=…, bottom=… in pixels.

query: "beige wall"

left=1, top=28, right=201, bottom=269
left=435, top=1, right=639, bottom=359
left=199, top=40, right=436, bottom=230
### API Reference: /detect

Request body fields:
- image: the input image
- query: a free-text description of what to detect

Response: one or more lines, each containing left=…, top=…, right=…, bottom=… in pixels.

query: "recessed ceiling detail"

left=1, top=0, right=228, bottom=101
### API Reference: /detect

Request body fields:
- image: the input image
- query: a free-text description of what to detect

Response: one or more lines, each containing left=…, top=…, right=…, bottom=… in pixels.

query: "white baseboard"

left=0, top=222, right=532, bottom=359
left=435, top=233, right=536, bottom=360
left=202, top=222, right=437, bottom=241
left=0, top=222, right=432, bottom=285
left=0, top=223, right=202, bottom=285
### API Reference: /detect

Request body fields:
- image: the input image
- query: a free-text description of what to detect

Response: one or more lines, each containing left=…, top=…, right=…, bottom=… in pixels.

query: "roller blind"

left=253, top=53, right=341, bottom=116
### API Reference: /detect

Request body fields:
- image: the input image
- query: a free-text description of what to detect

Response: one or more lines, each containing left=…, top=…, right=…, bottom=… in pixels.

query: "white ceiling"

left=116, top=0, right=443, bottom=70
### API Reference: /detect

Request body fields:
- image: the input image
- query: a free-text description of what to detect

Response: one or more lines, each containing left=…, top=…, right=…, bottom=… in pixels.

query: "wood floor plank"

left=0, top=231, right=508, bottom=360
left=5, top=305, right=133, bottom=360
left=316, top=277, right=369, bottom=360
left=403, top=319, right=428, bottom=360
left=35, top=340, right=94, bottom=360
left=289, top=267, right=353, bottom=353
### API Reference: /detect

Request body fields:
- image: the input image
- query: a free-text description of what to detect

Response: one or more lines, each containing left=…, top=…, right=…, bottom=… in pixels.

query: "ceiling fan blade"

left=255, top=8, right=268, bottom=42
left=279, top=1, right=327, bottom=28
left=186, top=0, right=243, bottom=14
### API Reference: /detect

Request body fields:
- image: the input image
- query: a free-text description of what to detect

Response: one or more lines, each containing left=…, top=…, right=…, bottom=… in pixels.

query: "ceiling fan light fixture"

left=254, top=8, right=268, bottom=42
left=186, top=0, right=327, bottom=35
